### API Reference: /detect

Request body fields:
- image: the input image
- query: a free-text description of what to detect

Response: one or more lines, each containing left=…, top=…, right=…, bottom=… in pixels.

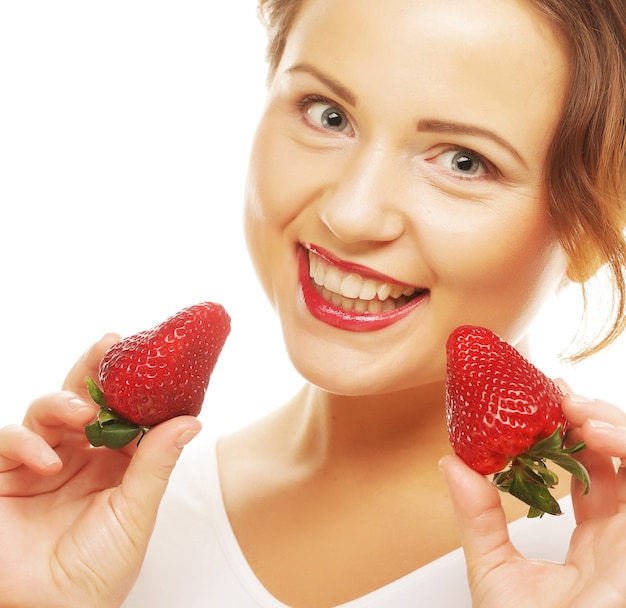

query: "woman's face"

left=244, top=0, right=569, bottom=394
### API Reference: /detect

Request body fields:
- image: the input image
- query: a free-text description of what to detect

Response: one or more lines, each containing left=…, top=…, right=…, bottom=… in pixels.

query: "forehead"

left=283, top=0, right=565, bottom=62
left=277, top=0, right=569, bottom=138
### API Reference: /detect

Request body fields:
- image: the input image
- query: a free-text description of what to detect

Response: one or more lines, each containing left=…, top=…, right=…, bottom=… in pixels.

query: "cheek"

left=243, top=125, right=283, bottom=302
left=450, top=226, right=551, bottom=284
left=420, top=202, right=567, bottom=331
left=244, top=116, right=315, bottom=232
left=243, top=116, right=320, bottom=305
left=244, top=121, right=292, bottom=264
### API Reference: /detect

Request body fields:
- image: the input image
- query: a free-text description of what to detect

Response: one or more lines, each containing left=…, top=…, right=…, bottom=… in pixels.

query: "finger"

left=439, top=454, right=519, bottom=581
left=616, top=465, right=626, bottom=513
left=108, top=416, right=202, bottom=545
left=61, top=333, right=120, bottom=396
left=571, top=440, right=619, bottom=524
left=579, top=419, right=626, bottom=461
left=0, top=424, right=62, bottom=474
left=22, top=391, right=99, bottom=448
left=584, top=421, right=626, bottom=511
left=560, top=392, right=626, bottom=429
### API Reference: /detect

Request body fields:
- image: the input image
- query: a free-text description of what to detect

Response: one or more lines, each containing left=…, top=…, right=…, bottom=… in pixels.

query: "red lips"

left=298, top=245, right=428, bottom=331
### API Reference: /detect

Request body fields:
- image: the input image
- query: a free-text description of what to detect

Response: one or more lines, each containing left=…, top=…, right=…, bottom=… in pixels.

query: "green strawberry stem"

left=492, top=426, right=590, bottom=518
left=84, top=377, right=147, bottom=449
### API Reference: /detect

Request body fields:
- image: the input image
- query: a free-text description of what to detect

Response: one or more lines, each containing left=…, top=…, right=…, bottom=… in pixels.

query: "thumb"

left=439, top=454, right=520, bottom=579
left=113, top=416, right=202, bottom=542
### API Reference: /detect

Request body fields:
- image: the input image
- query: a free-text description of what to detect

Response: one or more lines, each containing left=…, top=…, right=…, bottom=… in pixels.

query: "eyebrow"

left=286, top=62, right=357, bottom=106
left=285, top=65, right=525, bottom=167
left=417, top=119, right=526, bottom=167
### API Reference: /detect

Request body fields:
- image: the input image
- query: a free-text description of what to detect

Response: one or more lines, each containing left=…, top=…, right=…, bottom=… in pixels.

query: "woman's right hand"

left=440, top=388, right=626, bottom=608
left=0, top=335, right=202, bottom=608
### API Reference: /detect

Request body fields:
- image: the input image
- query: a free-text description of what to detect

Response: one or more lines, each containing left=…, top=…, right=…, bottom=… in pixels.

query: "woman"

left=1, top=0, right=626, bottom=606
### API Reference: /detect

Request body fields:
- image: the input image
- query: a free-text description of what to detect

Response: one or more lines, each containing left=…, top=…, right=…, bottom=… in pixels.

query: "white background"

left=0, top=1, right=624, bottom=434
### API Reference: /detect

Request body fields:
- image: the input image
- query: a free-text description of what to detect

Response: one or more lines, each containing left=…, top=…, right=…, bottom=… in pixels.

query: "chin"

left=289, top=351, right=446, bottom=397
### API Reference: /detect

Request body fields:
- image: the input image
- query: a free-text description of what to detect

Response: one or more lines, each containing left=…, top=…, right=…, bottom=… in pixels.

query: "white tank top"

left=123, top=434, right=575, bottom=607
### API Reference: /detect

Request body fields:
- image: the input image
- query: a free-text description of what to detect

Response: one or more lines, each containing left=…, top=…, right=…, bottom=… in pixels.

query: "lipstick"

left=298, top=244, right=428, bottom=331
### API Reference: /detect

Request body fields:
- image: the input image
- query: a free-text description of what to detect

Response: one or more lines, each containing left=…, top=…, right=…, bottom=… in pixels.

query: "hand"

left=439, top=388, right=626, bottom=608
left=0, top=335, right=202, bottom=608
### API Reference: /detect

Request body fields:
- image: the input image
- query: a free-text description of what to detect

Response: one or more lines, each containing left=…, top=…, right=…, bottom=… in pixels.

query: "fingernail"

left=41, top=449, right=62, bottom=468
left=555, top=377, right=573, bottom=392
left=587, top=419, right=614, bottom=429
left=176, top=428, right=201, bottom=449
left=437, top=455, right=452, bottom=478
left=568, top=393, right=594, bottom=405
left=68, top=397, right=90, bottom=411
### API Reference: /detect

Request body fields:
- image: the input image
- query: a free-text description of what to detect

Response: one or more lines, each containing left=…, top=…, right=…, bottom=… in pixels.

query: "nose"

left=318, top=143, right=406, bottom=245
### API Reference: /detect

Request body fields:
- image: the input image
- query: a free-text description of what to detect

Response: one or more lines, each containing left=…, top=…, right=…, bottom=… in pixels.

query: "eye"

left=302, top=97, right=353, bottom=134
left=436, top=148, right=489, bottom=178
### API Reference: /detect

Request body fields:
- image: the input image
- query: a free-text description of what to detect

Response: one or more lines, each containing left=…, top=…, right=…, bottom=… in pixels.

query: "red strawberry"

left=85, top=302, right=231, bottom=449
left=446, top=325, right=589, bottom=517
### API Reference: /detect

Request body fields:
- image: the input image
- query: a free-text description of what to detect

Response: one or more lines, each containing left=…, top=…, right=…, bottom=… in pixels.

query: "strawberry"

left=445, top=325, right=590, bottom=517
left=85, top=302, right=231, bottom=449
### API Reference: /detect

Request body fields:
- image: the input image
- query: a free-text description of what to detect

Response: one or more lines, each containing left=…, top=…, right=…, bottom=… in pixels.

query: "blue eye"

left=451, top=152, right=480, bottom=174
left=305, top=100, right=353, bottom=133
left=438, top=149, right=487, bottom=177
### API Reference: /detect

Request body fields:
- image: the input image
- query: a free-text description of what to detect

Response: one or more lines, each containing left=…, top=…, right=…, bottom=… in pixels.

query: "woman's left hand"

left=439, top=389, right=626, bottom=608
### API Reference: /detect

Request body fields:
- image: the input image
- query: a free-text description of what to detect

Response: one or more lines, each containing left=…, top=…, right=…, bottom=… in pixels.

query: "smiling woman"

left=246, top=0, right=570, bottom=396
left=1, top=2, right=626, bottom=608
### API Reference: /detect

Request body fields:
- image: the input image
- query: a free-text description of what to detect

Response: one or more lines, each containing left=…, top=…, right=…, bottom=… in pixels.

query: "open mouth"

left=299, top=244, right=429, bottom=331
left=309, top=249, right=423, bottom=313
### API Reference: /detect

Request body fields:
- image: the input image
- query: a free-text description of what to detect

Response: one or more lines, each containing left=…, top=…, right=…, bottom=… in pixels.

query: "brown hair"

left=257, top=0, right=626, bottom=360
left=528, top=0, right=626, bottom=359
left=257, top=0, right=303, bottom=78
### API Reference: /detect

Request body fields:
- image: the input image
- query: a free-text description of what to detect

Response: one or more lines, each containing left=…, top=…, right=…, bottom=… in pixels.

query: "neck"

left=288, top=380, right=450, bottom=469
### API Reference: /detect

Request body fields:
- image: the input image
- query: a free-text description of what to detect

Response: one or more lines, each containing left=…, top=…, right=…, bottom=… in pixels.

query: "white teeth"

left=325, top=266, right=343, bottom=294
left=313, top=261, right=325, bottom=286
left=341, top=296, right=355, bottom=311
left=368, top=299, right=383, bottom=314
left=390, top=285, right=404, bottom=299
left=308, top=250, right=424, bottom=314
left=382, top=298, right=396, bottom=312
left=360, top=279, right=378, bottom=301
left=341, top=273, right=363, bottom=299
left=354, top=299, right=368, bottom=313
left=377, top=283, right=392, bottom=300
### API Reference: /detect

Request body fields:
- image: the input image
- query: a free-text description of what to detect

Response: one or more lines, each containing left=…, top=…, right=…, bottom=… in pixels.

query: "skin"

left=245, top=0, right=569, bottom=395
left=0, top=1, right=625, bottom=607
left=220, top=0, right=623, bottom=605
left=0, top=336, right=202, bottom=607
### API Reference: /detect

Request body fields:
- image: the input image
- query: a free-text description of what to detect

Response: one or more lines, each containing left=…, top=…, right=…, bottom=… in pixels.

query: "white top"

left=123, top=434, right=576, bottom=607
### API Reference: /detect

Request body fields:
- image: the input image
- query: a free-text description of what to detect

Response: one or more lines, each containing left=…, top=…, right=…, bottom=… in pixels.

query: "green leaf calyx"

left=83, top=377, right=147, bottom=449
left=492, top=426, right=590, bottom=518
